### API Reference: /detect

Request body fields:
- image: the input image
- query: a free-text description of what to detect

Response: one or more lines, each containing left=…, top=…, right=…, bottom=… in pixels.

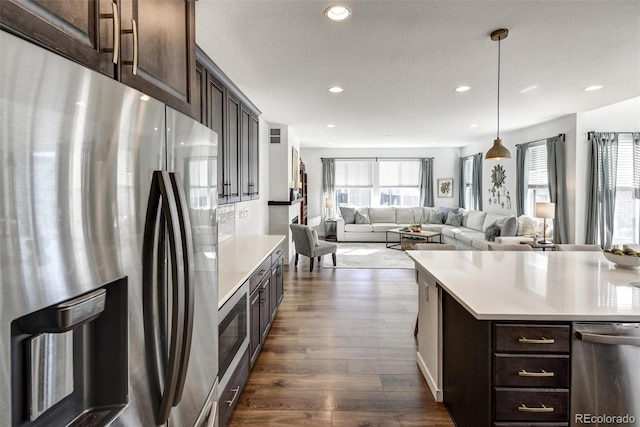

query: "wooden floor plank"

left=228, top=264, right=453, bottom=426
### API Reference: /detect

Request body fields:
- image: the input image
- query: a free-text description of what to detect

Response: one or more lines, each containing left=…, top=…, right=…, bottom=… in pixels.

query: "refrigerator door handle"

left=142, top=170, right=186, bottom=425
left=169, top=172, right=196, bottom=406
left=575, top=331, right=640, bottom=346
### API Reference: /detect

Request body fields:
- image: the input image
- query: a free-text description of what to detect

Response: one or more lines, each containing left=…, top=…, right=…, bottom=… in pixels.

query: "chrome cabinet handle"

left=226, top=387, right=240, bottom=406
left=99, top=2, right=120, bottom=64
left=518, top=404, right=554, bottom=413
left=122, top=19, right=139, bottom=75
left=519, top=337, right=555, bottom=344
left=576, top=331, right=640, bottom=346
left=518, top=369, right=555, bottom=377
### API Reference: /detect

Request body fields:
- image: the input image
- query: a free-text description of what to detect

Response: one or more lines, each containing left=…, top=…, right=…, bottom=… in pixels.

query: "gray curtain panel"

left=516, top=144, right=529, bottom=216
left=546, top=135, right=568, bottom=244
left=458, top=157, right=465, bottom=208
left=419, top=158, right=434, bottom=206
left=321, top=158, right=335, bottom=220
left=585, top=133, right=618, bottom=248
left=472, top=153, right=483, bottom=210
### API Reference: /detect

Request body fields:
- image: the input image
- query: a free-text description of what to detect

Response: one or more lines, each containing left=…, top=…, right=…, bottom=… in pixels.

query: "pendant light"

left=486, top=28, right=511, bottom=160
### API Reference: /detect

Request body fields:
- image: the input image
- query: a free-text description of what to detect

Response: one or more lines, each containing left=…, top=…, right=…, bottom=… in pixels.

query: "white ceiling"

left=196, top=1, right=640, bottom=149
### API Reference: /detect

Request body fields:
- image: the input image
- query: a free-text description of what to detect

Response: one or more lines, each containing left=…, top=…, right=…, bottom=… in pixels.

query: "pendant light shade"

left=486, top=29, right=511, bottom=160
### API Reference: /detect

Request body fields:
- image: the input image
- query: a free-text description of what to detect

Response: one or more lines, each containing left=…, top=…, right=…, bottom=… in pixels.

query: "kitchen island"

left=406, top=250, right=640, bottom=427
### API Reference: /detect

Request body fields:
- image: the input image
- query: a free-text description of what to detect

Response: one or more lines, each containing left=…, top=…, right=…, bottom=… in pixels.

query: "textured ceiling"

left=196, top=1, right=640, bottom=148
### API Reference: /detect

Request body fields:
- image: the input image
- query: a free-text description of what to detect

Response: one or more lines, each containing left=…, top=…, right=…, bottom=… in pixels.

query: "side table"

left=520, top=241, right=556, bottom=251
left=324, top=219, right=337, bottom=242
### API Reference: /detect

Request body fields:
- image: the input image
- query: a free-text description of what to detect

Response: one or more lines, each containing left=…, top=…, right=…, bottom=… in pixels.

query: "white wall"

left=235, top=117, right=270, bottom=235
left=575, top=96, right=640, bottom=242
left=300, top=147, right=460, bottom=224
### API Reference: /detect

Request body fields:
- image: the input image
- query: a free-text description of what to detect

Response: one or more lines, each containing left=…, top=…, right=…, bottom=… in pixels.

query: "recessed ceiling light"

left=455, top=86, right=470, bottom=92
left=327, top=124, right=336, bottom=128
left=469, top=124, right=478, bottom=128
left=140, top=94, right=150, bottom=101
left=584, top=85, right=603, bottom=92
left=325, top=5, right=352, bottom=21
left=520, top=85, right=538, bottom=94
left=329, top=86, right=344, bottom=93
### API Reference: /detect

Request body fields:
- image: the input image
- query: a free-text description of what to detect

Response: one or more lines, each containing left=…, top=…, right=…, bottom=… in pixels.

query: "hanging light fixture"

left=486, top=28, right=511, bottom=160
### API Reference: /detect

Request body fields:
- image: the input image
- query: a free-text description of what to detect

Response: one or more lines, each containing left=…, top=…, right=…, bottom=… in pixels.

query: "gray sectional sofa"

left=335, top=207, right=536, bottom=250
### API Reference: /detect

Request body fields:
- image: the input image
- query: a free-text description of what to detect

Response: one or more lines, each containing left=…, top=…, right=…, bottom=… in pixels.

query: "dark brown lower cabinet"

left=219, top=348, right=249, bottom=427
left=249, top=286, right=261, bottom=368
left=442, top=292, right=571, bottom=427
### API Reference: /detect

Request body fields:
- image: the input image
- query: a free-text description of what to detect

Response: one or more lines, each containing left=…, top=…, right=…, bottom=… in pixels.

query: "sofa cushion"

left=355, top=209, right=370, bottom=224
left=441, top=226, right=463, bottom=238
left=465, top=211, right=487, bottom=231
left=499, top=216, right=518, bottom=236
left=422, top=224, right=447, bottom=233
left=456, top=231, right=484, bottom=246
left=483, top=212, right=508, bottom=231
left=421, top=207, right=436, bottom=224
left=372, top=223, right=400, bottom=232
left=472, top=239, right=492, bottom=251
left=344, top=224, right=373, bottom=233
left=340, top=207, right=356, bottom=224
left=396, top=207, right=424, bottom=224
left=368, top=207, right=396, bottom=223
left=445, top=211, right=463, bottom=226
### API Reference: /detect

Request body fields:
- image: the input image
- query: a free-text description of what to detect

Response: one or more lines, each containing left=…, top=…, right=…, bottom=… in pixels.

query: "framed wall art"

left=438, top=178, right=453, bottom=198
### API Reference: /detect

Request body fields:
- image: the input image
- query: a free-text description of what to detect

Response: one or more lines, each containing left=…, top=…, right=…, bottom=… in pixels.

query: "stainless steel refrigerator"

left=0, top=31, right=219, bottom=426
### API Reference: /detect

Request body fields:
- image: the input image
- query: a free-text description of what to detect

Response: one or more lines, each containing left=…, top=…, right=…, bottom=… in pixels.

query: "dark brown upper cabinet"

left=1, top=0, right=196, bottom=117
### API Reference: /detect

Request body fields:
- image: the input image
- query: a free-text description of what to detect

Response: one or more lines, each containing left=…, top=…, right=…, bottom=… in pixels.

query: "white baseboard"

left=417, top=351, right=443, bottom=402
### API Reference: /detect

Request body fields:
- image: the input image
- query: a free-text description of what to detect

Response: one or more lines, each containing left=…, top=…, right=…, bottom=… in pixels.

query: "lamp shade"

left=536, top=202, right=555, bottom=219
left=486, top=138, right=511, bottom=160
left=324, top=197, right=334, bottom=208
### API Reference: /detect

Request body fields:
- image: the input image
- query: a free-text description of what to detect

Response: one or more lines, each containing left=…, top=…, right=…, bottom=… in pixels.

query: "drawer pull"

left=518, top=369, right=555, bottom=377
left=225, top=387, right=240, bottom=406
left=518, top=403, right=554, bottom=413
left=519, top=336, right=555, bottom=344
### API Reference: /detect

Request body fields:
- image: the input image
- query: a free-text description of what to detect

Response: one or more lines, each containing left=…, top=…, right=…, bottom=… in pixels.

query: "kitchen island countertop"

left=406, top=250, right=640, bottom=321
left=218, top=235, right=286, bottom=308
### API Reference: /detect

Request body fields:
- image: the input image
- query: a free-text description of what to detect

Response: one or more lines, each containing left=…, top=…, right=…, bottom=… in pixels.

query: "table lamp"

left=535, top=202, right=555, bottom=244
left=325, top=197, right=334, bottom=219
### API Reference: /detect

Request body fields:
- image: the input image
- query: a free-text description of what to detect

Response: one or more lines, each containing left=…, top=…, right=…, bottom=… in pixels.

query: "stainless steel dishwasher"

left=572, top=323, right=640, bottom=426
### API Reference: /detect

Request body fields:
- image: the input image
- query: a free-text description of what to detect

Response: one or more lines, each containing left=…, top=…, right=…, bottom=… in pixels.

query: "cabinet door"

left=0, top=0, right=116, bottom=77
left=240, top=105, right=251, bottom=201
left=205, top=74, right=227, bottom=203
left=275, top=257, right=284, bottom=305
left=249, top=288, right=261, bottom=368
left=193, top=61, right=206, bottom=124
left=269, top=266, right=278, bottom=319
left=225, top=93, right=241, bottom=203
left=119, top=0, right=195, bottom=116
left=259, top=277, right=271, bottom=342
left=249, top=113, right=260, bottom=199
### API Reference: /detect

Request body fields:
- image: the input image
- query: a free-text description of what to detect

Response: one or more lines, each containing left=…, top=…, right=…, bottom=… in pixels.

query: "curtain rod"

left=515, top=133, right=565, bottom=147
left=460, top=152, right=482, bottom=160
left=588, top=131, right=638, bottom=140
left=321, top=156, right=434, bottom=161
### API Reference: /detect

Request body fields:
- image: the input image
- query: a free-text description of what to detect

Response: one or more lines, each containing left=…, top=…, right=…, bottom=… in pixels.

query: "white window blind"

left=528, top=144, right=548, bottom=187
left=378, top=160, right=420, bottom=186
left=618, top=135, right=633, bottom=187
left=335, top=161, right=373, bottom=187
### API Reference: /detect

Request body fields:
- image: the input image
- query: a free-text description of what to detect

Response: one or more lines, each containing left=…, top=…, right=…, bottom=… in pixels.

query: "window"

left=613, top=134, right=639, bottom=244
left=461, top=157, right=473, bottom=209
left=188, top=157, right=216, bottom=209
left=526, top=143, right=550, bottom=215
left=335, top=159, right=420, bottom=207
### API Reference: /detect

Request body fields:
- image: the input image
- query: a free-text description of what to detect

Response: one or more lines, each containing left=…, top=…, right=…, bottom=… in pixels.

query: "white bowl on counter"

left=602, top=251, right=640, bottom=269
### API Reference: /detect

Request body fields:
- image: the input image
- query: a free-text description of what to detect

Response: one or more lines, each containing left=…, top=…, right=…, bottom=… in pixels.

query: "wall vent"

left=270, top=128, right=281, bottom=144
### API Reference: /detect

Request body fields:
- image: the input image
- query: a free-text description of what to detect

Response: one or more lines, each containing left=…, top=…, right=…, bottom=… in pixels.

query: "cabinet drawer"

left=494, top=388, right=568, bottom=422
left=494, top=354, right=569, bottom=387
left=494, top=324, right=570, bottom=353
left=271, top=243, right=284, bottom=266
left=219, top=347, right=250, bottom=427
left=249, top=257, right=271, bottom=293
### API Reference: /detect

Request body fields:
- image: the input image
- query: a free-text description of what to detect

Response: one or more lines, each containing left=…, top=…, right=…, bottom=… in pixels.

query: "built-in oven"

left=218, top=283, right=249, bottom=381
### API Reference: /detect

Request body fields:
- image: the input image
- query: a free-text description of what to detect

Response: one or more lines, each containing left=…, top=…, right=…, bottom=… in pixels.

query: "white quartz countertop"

left=218, top=235, right=285, bottom=309
left=407, top=250, right=640, bottom=321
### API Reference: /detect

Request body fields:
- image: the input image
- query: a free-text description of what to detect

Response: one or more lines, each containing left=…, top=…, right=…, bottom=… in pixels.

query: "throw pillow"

left=311, top=229, right=319, bottom=246
left=517, top=215, right=539, bottom=236
left=340, top=207, right=356, bottom=224
left=445, top=211, right=463, bottom=227
left=439, top=206, right=461, bottom=219
left=500, top=216, right=518, bottom=236
left=355, top=210, right=370, bottom=224
left=428, top=210, right=444, bottom=224
left=485, top=222, right=501, bottom=242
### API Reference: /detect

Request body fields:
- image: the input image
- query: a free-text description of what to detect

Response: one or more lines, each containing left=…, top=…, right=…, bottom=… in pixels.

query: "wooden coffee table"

left=386, top=228, right=442, bottom=250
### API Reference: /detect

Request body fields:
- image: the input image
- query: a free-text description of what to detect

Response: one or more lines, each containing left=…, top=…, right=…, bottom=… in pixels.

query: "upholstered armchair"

left=289, top=224, right=337, bottom=272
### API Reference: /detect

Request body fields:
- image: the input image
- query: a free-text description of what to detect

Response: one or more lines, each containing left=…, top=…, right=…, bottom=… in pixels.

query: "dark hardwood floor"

left=229, top=258, right=454, bottom=426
